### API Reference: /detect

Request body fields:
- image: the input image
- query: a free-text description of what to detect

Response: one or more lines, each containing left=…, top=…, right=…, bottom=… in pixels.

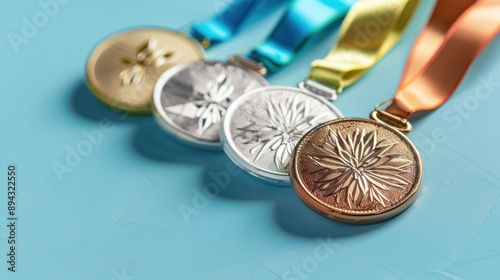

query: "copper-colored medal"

left=290, top=118, right=422, bottom=224
left=86, top=29, right=205, bottom=114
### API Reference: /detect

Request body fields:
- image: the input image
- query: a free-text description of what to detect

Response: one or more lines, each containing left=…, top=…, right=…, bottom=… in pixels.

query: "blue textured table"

left=1, top=1, right=500, bottom=279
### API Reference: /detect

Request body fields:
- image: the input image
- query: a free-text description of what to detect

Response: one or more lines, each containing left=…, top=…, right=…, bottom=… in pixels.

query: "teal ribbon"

left=190, top=0, right=290, bottom=48
left=244, top=0, right=356, bottom=73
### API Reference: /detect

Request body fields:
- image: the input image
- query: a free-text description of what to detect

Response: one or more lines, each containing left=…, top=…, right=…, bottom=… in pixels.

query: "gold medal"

left=86, top=29, right=205, bottom=114
left=290, top=118, right=422, bottom=224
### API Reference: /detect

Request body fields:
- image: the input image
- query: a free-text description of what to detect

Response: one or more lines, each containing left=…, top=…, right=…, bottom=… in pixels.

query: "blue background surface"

left=1, top=1, right=500, bottom=279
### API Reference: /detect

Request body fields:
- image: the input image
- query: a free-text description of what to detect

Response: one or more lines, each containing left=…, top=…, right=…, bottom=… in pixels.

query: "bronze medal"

left=290, top=118, right=422, bottom=224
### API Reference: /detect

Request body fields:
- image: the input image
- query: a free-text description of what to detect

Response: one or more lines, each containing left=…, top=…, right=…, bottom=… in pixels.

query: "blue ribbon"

left=190, top=0, right=290, bottom=47
left=244, top=0, right=356, bottom=73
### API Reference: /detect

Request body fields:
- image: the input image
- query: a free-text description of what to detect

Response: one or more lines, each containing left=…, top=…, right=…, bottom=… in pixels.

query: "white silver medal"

left=153, top=61, right=268, bottom=150
left=221, top=86, right=343, bottom=185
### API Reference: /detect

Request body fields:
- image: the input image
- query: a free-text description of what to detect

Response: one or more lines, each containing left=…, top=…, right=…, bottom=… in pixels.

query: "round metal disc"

left=86, top=28, right=205, bottom=114
left=290, top=118, right=423, bottom=224
left=222, top=86, right=343, bottom=185
left=153, top=61, right=269, bottom=150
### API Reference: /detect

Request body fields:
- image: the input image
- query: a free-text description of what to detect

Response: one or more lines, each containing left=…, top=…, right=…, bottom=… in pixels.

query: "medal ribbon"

left=190, top=0, right=289, bottom=48
left=308, top=0, right=419, bottom=93
left=240, top=0, right=357, bottom=74
left=377, top=0, right=500, bottom=130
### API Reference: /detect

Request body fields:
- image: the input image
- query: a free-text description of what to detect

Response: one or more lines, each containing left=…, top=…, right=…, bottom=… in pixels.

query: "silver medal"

left=153, top=61, right=269, bottom=150
left=222, top=86, right=343, bottom=185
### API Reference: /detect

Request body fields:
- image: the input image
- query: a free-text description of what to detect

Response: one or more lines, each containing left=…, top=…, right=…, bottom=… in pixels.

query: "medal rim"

left=86, top=27, right=206, bottom=114
left=153, top=60, right=270, bottom=150
left=290, top=117, right=423, bottom=224
left=221, top=86, right=344, bottom=185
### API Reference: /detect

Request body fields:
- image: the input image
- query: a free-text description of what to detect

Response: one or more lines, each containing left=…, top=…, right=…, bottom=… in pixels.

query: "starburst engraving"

left=120, top=37, right=177, bottom=86
left=237, top=94, right=330, bottom=172
left=308, top=128, right=412, bottom=208
left=164, top=72, right=234, bottom=133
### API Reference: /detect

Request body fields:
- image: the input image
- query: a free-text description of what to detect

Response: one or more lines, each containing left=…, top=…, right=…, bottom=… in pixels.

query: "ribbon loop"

left=383, top=0, right=500, bottom=120
left=309, top=0, right=419, bottom=91
left=243, top=0, right=356, bottom=73
left=190, top=0, right=289, bottom=48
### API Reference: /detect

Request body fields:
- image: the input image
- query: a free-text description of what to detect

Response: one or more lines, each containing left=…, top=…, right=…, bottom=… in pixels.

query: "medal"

left=154, top=61, right=268, bottom=149
left=290, top=0, right=500, bottom=224
left=222, top=0, right=419, bottom=184
left=291, top=118, right=422, bottom=223
left=153, top=0, right=356, bottom=150
left=222, top=87, right=342, bottom=185
left=86, top=0, right=287, bottom=114
left=87, top=30, right=204, bottom=113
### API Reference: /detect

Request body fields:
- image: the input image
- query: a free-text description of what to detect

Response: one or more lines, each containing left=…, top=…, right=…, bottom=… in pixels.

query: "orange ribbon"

left=383, top=0, right=500, bottom=120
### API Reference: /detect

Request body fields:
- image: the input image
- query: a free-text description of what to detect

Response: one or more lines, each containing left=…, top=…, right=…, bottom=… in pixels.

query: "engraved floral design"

left=237, top=94, right=329, bottom=172
left=309, top=128, right=412, bottom=208
left=120, top=37, right=177, bottom=86
left=163, top=69, right=236, bottom=133
left=192, top=72, right=234, bottom=132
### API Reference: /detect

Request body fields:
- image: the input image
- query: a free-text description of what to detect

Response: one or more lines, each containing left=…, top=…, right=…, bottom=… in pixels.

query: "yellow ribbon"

left=309, top=0, right=420, bottom=92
